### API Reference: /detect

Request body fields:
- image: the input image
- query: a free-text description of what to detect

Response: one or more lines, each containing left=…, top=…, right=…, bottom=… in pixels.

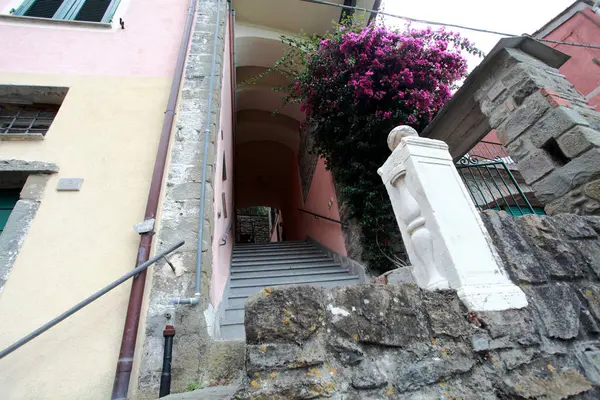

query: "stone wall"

left=232, top=211, right=600, bottom=399
left=236, top=215, right=271, bottom=244
left=475, top=46, right=600, bottom=215
left=136, top=0, right=228, bottom=396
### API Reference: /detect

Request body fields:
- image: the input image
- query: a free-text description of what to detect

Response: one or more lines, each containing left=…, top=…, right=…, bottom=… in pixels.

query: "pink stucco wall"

left=542, top=8, right=600, bottom=110
left=235, top=141, right=304, bottom=241
left=300, top=157, right=347, bottom=255
left=210, top=16, right=233, bottom=308
left=0, top=0, right=189, bottom=77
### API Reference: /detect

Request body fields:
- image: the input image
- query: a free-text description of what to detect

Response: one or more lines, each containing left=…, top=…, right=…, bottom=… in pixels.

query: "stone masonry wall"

left=232, top=211, right=600, bottom=399
left=236, top=215, right=271, bottom=244
left=136, top=0, right=228, bottom=397
left=474, top=47, right=600, bottom=215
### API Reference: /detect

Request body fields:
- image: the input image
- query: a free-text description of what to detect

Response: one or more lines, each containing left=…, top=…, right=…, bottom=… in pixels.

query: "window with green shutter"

left=13, top=0, right=122, bottom=23
left=0, top=190, right=20, bottom=236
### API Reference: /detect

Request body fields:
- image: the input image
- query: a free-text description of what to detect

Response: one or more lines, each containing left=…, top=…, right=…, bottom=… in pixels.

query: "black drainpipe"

left=159, top=315, right=176, bottom=398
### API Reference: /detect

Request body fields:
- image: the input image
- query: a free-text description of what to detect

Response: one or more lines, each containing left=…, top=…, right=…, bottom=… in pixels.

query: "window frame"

left=14, top=0, right=122, bottom=23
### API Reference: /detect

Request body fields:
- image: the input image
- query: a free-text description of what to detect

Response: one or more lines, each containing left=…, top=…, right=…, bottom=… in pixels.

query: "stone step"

left=231, top=256, right=331, bottom=267
left=220, top=323, right=245, bottom=341
left=232, top=248, right=323, bottom=260
left=228, top=276, right=361, bottom=298
left=232, top=252, right=331, bottom=264
left=233, top=240, right=309, bottom=249
left=230, top=272, right=352, bottom=288
left=231, top=266, right=346, bottom=279
left=230, top=260, right=341, bottom=274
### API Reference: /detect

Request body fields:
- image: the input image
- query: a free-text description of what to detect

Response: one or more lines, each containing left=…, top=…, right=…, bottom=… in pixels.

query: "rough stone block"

left=246, top=339, right=325, bottom=375
left=480, top=211, right=548, bottom=283
left=545, top=181, right=600, bottom=216
left=19, top=174, right=49, bottom=201
left=528, top=106, right=591, bottom=148
left=552, top=214, right=598, bottom=239
left=561, top=148, right=600, bottom=189
left=557, top=126, right=600, bottom=158
left=517, top=215, right=585, bottom=279
left=531, top=169, right=572, bottom=204
left=575, top=341, right=600, bottom=386
left=498, top=347, right=538, bottom=370
left=351, top=359, right=388, bottom=389
left=244, top=286, right=326, bottom=344
left=200, top=340, right=246, bottom=386
left=476, top=308, right=538, bottom=345
left=326, top=284, right=429, bottom=347
left=525, top=283, right=581, bottom=339
left=391, top=341, right=475, bottom=393
left=422, top=290, right=469, bottom=338
left=498, top=357, right=592, bottom=399
left=496, top=90, right=550, bottom=145
left=506, top=135, right=536, bottom=161
left=516, top=149, right=557, bottom=184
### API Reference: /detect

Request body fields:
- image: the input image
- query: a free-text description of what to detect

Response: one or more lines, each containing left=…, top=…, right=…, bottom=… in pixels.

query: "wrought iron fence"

left=456, top=157, right=538, bottom=217
left=466, top=140, right=514, bottom=164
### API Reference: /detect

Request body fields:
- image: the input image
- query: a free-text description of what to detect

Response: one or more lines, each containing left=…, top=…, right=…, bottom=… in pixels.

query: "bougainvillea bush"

left=260, top=22, right=481, bottom=272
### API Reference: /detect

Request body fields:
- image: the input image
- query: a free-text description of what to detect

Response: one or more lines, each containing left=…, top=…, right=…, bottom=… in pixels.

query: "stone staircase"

left=219, top=240, right=361, bottom=340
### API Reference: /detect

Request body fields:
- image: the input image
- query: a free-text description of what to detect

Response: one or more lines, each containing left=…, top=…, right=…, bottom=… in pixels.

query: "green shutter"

left=0, top=190, right=20, bottom=235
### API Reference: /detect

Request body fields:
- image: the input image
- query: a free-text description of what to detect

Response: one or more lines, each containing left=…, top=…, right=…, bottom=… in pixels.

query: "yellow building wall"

left=0, top=73, right=170, bottom=399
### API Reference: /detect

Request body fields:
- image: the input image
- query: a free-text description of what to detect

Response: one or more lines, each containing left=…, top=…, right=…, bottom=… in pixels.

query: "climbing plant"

left=250, top=22, right=482, bottom=273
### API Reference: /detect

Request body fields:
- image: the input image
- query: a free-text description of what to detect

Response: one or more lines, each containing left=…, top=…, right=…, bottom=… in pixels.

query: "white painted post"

left=378, top=126, right=528, bottom=311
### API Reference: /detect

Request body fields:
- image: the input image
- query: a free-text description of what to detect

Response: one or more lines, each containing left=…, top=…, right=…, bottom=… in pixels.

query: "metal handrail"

left=0, top=240, right=185, bottom=360
left=298, top=208, right=346, bottom=226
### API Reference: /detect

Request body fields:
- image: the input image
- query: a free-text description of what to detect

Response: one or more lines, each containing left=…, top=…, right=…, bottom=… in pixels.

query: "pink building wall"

left=542, top=8, right=600, bottom=110
left=235, top=141, right=304, bottom=241
left=300, top=157, right=347, bottom=255
left=0, top=0, right=189, bottom=77
left=210, top=16, right=233, bottom=308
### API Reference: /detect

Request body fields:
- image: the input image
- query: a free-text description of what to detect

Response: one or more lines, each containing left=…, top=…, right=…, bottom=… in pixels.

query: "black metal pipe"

left=159, top=324, right=176, bottom=397
left=298, top=208, right=346, bottom=226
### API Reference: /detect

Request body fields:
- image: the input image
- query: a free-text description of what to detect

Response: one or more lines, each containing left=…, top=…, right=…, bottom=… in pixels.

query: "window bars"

left=0, top=104, right=59, bottom=136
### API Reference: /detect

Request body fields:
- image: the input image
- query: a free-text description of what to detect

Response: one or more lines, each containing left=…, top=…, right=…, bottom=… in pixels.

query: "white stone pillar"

left=378, top=126, right=528, bottom=311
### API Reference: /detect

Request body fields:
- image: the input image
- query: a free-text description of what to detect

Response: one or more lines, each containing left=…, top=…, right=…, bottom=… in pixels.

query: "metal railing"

left=465, top=140, right=514, bottom=164
left=298, top=208, right=347, bottom=226
left=0, top=240, right=185, bottom=360
left=455, top=158, right=536, bottom=217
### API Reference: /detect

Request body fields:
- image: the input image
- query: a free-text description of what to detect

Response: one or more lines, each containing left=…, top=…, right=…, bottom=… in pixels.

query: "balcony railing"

left=464, top=140, right=514, bottom=164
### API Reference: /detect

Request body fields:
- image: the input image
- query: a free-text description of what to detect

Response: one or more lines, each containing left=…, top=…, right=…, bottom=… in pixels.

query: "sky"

left=378, top=0, right=576, bottom=71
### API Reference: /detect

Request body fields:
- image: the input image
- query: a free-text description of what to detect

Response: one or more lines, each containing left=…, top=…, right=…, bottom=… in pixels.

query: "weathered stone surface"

left=245, top=286, right=326, bottom=344
left=575, top=341, right=600, bottom=386
left=496, top=357, right=592, bottom=399
left=476, top=308, right=539, bottom=346
left=422, top=289, right=469, bottom=338
left=0, top=200, right=40, bottom=292
left=236, top=215, right=270, bottom=243
left=527, top=105, right=590, bottom=148
left=498, top=347, right=538, bottom=370
left=391, top=341, right=475, bottom=393
left=246, top=339, right=325, bottom=375
left=351, top=359, right=388, bottom=389
left=552, top=214, right=597, bottom=239
left=546, top=181, right=600, bottom=216
left=517, top=149, right=557, bottom=184
left=481, top=211, right=548, bottom=283
left=327, top=284, right=428, bottom=347
left=526, top=283, right=581, bottom=339
left=235, top=367, right=337, bottom=400
left=557, top=125, right=600, bottom=159
left=517, top=215, right=585, bottom=279
left=326, top=333, right=365, bottom=365
left=578, top=283, right=600, bottom=323
left=0, top=159, right=58, bottom=174
left=496, top=90, right=550, bottom=145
